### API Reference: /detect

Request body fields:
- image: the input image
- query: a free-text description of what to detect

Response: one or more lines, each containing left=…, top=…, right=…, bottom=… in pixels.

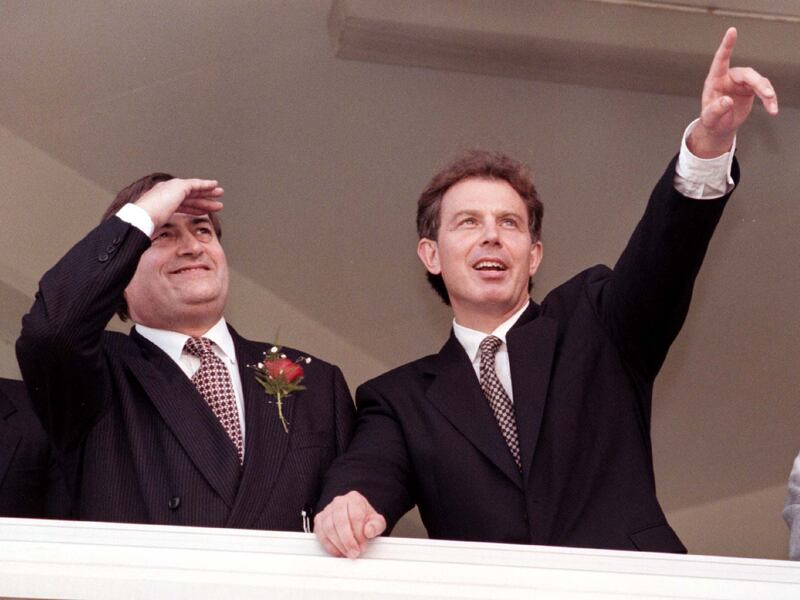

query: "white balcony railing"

left=1, top=517, right=799, bottom=599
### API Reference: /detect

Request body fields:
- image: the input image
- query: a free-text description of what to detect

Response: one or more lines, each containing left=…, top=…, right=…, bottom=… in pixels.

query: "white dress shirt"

left=675, top=119, right=736, bottom=199
left=134, top=317, right=247, bottom=453
left=453, top=302, right=529, bottom=401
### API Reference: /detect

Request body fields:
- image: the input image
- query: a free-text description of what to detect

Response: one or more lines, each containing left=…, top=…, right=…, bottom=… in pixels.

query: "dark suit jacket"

left=16, top=217, right=354, bottom=529
left=0, top=378, right=68, bottom=518
left=319, top=157, right=737, bottom=553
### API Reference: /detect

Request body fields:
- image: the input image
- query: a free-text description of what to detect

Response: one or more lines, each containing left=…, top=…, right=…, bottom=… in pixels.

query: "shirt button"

left=98, top=253, right=109, bottom=262
left=168, top=496, right=181, bottom=510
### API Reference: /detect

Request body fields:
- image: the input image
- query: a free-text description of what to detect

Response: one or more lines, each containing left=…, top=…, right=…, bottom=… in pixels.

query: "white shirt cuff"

left=116, top=203, right=154, bottom=237
left=674, top=118, right=736, bottom=200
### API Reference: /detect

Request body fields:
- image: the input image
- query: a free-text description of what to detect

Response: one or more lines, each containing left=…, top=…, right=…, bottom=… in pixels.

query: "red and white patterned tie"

left=184, top=337, right=243, bottom=464
left=479, top=335, right=521, bottom=470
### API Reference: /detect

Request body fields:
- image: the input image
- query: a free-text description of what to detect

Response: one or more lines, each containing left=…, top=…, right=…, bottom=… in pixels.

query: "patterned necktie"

left=184, top=337, right=243, bottom=464
left=479, top=335, right=521, bottom=470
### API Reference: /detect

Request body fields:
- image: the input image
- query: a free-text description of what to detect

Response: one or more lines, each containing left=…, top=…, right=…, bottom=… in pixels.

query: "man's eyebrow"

left=450, top=209, right=523, bottom=219
left=451, top=209, right=480, bottom=218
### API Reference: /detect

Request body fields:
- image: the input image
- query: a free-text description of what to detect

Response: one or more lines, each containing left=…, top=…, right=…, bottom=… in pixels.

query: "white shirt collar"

left=134, top=317, right=237, bottom=365
left=452, top=301, right=530, bottom=363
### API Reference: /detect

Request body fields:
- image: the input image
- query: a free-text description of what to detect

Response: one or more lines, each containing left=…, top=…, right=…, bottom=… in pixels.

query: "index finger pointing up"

left=708, top=27, right=737, bottom=78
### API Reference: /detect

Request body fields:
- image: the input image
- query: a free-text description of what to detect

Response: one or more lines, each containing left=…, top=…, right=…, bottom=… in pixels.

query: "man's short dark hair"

left=416, top=150, right=543, bottom=305
left=102, top=172, right=222, bottom=320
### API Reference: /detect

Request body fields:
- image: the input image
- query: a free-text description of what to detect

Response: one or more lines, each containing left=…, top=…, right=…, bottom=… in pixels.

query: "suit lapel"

left=0, top=390, right=20, bottom=488
left=128, top=330, right=240, bottom=508
left=425, top=334, right=522, bottom=488
left=226, top=332, right=292, bottom=528
left=506, top=303, right=558, bottom=485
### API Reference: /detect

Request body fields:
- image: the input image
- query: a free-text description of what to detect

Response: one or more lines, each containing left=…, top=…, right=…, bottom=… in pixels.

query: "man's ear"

left=417, top=238, right=441, bottom=275
left=529, top=241, right=543, bottom=278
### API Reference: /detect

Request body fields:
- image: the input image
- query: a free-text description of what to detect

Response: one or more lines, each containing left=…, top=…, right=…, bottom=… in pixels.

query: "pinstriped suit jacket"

left=17, top=217, right=354, bottom=530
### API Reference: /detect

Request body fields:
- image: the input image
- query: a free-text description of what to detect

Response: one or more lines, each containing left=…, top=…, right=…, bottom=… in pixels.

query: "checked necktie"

left=479, top=335, right=521, bottom=470
left=184, top=337, right=243, bottom=464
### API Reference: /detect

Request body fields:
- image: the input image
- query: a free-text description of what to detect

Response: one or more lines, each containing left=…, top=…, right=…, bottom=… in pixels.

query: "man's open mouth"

left=171, top=265, right=210, bottom=274
left=473, top=260, right=507, bottom=272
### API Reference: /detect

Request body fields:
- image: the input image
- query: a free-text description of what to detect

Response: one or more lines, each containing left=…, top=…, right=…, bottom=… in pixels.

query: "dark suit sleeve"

left=594, top=155, right=737, bottom=381
left=317, top=380, right=414, bottom=531
left=16, top=217, right=150, bottom=452
left=331, top=366, right=355, bottom=456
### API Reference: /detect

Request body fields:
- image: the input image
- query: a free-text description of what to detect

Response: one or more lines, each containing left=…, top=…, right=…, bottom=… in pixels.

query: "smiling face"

left=417, top=177, right=543, bottom=332
left=124, top=213, right=229, bottom=336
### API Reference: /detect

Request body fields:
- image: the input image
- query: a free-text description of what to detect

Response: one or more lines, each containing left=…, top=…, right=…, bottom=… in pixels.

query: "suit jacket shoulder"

left=359, top=351, right=441, bottom=397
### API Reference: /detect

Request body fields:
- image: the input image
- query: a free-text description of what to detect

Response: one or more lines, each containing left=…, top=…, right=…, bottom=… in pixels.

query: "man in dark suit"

left=0, top=378, right=67, bottom=518
left=313, top=28, right=778, bottom=557
left=16, top=173, right=354, bottom=530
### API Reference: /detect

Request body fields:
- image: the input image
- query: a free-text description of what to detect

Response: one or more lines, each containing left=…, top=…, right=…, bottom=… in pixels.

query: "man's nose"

left=480, top=222, right=501, bottom=244
left=176, top=234, right=203, bottom=255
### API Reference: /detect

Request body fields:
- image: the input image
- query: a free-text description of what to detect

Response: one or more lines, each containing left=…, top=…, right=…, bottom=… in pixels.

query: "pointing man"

left=314, top=28, right=778, bottom=557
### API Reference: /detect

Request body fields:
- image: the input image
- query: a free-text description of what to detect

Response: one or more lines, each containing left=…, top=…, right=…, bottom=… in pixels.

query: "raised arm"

left=16, top=178, right=223, bottom=450
left=598, top=28, right=778, bottom=380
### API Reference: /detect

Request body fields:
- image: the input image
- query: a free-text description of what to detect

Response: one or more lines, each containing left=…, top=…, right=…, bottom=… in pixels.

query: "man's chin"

left=473, top=285, right=523, bottom=306
left=174, top=279, right=225, bottom=299
left=456, top=292, right=525, bottom=314
left=172, top=291, right=227, bottom=313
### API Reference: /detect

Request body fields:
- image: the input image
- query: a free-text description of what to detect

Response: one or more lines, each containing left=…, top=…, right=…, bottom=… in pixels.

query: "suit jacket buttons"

left=168, top=496, right=181, bottom=510
left=105, top=244, right=116, bottom=253
left=98, top=253, right=110, bottom=262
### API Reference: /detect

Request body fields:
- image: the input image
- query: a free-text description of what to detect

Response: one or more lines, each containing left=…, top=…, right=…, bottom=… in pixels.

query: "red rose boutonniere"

left=251, top=345, right=311, bottom=432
